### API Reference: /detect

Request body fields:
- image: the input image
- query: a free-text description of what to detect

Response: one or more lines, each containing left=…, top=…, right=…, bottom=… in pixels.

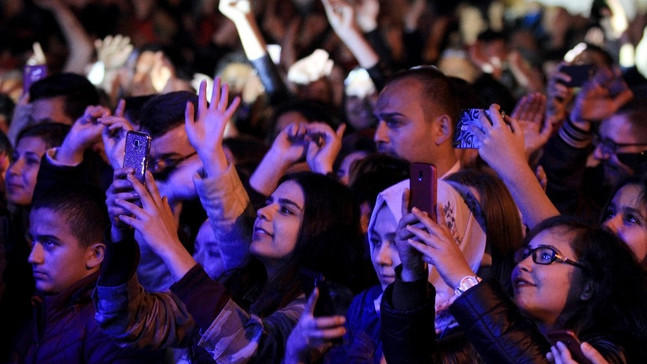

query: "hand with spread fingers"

left=56, top=105, right=111, bottom=166
left=510, top=93, right=552, bottom=159
left=185, top=78, right=241, bottom=177
left=285, top=288, right=346, bottom=364
left=570, top=67, right=633, bottom=122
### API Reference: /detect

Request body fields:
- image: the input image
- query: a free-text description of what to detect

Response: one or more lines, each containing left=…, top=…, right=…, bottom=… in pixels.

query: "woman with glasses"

left=380, top=214, right=647, bottom=363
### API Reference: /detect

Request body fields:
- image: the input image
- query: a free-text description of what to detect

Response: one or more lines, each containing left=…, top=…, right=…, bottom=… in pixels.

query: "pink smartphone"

left=409, top=162, right=437, bottom=221
left=547, top=330, right=592, bottom=364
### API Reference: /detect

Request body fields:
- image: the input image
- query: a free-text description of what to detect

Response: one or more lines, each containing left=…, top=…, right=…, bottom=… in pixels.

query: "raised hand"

left=219, top=0, right=252, bottom=23
left=405, top=206, right=475, bottom=290
left=473, top=104, right=526, bottom=171
left=56, top=105, right=111, bottom=165
left=305, top=123, right=345, bottom=175
left=249, top=123, right=309, bottom=196
left=394, top=189, right=427, bottom=282
left=95, top=34, right=133, bottom=70
left=322, top=0, right=357, bottom=36
left=511, top=93, right=552, bottom=159
left=570, top=67, right=633, bottom=122
left=115, top=171, right=196, bottom=279
left=546, top=66, right=572, bottom=123
left=284, top=289, right=346, bottom=364
left=106, top=167, right=138, bottom=241
left=99, top=99, right=133, bottom=169
left=185, top=78, right=241, bottom=177
left=355, top=0, right=379, bottom=32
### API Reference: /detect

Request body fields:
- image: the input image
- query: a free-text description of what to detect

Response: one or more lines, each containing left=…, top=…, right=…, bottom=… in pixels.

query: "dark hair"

left=446, top=169, right=523, bottom=292
left=139, top=91, right=198, bottom=137
left=29, top=73, right=100, bottom=121
left=269, top=99, right=336, bottom=141
left=386, top=67, right=460, bottom=126
left=524, top=216, right=647, bottom=360
left=31, top=184, right=108, bottom=247
left=285, top=172, right=365, bottom=291
left=0, top=131, right=12, bottom=157
left=348, top=153, right=410, bottom=209
left=16, top=122, right=70, bottom=149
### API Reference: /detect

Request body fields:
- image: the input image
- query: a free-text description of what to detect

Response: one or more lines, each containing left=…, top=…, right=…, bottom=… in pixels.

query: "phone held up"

left=298, top=267, right=337, bottom=318
left=547, top=330, right=592, bottom=364
left=559, top=64, right=594, bottom=88
left=123, top=131, right=151, bottom=184
left=409, top=162, right=437, bottom=221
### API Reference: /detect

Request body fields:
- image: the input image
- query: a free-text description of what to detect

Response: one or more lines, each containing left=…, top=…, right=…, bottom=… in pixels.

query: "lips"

left=513, top=277, right=535, bottom=288
left=32, top=270, right=48, bottom=280
left=252, top=224, right=273, bottom=240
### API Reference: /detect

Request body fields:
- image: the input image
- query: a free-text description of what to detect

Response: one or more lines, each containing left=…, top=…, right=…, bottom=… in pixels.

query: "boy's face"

left=28, top=208, right=94, bottom=294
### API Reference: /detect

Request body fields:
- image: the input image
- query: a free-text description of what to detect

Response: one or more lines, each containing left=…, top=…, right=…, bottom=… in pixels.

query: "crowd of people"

left=1, top=0, right=647, bottom=363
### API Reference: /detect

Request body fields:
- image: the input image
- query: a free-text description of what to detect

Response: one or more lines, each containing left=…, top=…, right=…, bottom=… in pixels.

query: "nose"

left=374, top=120, right=389, bottom=145
left=28, top=243, right=43, bottom=265
left=257, top=204, right=274, bottom=221
left=603, top=214, right=622, bottom=233
left=375, top=241, right=393, bottom=266
left=515, top=253, right=533, bottom=272
left=7, top=159, right=22, bottom=177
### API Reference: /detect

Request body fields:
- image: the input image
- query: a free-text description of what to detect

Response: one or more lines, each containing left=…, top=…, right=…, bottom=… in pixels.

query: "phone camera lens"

left=133, top=140, right=141, bottom=148
left=418, top=171, right=423, bottom=182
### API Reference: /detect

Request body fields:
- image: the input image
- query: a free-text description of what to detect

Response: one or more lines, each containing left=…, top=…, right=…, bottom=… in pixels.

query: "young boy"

left=10, top=184, right=163, bottom=363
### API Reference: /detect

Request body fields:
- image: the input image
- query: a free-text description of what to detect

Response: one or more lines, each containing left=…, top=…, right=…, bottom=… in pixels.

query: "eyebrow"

left=374, top=111, right=406, bottom=119
left=622, top=206, right=646, bottom=218
left=276, top=197, right=303, bottom=211
left=30, top=234, right=61, bottom=242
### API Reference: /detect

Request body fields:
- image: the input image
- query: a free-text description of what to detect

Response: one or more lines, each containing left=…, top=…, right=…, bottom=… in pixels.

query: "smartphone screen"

left=123, top=131, right=151, bottom=184
left=547, top=330, right=592, bottom=364
left=409, top=162, right=437, bottom=221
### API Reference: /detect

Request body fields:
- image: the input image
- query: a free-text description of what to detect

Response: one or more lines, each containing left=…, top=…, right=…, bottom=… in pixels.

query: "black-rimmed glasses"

left=514, top=245, right=585, bottom=269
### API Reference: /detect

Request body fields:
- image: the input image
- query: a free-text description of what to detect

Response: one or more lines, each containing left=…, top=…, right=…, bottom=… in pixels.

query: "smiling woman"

left=94, top=79, right=368, bottom=363
left=380, top=215, right=647, bottom=363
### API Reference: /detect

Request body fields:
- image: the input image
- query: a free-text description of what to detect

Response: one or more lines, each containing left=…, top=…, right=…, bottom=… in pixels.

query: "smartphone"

left=23, top=64, right=48, bottom=94
left=122, top=131, right=151, bottom=184
left=559, top=64, right=594, bottom=87
left=409, top=162, right=437, bottom=221
left=453, top=108, right=483, bottom=149
left=547, top=330, right=592, bottom=364
left=299, top=268, right=336, bottom=317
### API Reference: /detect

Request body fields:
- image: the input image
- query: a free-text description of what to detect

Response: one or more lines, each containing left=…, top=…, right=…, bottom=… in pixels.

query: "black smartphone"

left=559, top=64, right=594, bottom=87
left=123, top=131, right=151, bottom=184
left=409, top=162, right=437, bottom=221
left=299, top=268, right=336, bottom=317
left=547, top=330, right=592, bottom=364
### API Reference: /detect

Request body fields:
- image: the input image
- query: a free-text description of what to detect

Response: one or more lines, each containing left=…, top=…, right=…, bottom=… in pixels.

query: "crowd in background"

left=1, top=0, right=647, bottom=363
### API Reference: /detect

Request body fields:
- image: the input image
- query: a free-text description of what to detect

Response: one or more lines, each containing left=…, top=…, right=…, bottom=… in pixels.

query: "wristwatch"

left=454, top=275, right=482, bottom=297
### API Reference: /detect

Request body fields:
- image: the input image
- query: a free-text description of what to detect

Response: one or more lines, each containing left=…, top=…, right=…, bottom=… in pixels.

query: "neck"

left=433, top=153, right=458, bottom=178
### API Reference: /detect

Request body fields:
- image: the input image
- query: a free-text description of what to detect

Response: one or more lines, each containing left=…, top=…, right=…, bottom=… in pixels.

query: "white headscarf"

left=368, top=178, right=487, bottom=332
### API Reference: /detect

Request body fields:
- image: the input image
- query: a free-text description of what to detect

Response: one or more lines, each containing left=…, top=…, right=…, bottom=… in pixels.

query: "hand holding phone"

left=547, top=330, right=593, bottom=364
left=298, top=268, right=336, bottom=317
left=558, top=64, right=594, bottom=88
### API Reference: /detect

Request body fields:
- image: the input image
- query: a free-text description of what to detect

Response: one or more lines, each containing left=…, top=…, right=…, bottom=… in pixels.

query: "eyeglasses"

left=514, top=245, right=585, bottom=269
left=150, top=151, right=198, bottom=177
left=592, top=134, right=647, bottom=156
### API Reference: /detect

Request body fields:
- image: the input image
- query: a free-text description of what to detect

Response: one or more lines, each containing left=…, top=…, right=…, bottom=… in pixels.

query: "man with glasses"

left=540, top=69, right=641, bottom=223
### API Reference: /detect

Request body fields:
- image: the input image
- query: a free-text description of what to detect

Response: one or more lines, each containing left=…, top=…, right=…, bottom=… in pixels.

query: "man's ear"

left=433, top=114, right=453, bottom=145
left=580, top=280, right=595, bottom=301
left=85, top=242, right=105, bottom=270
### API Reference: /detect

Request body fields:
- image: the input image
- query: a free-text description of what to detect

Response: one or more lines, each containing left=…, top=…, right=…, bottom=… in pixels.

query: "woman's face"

left=511, top=228, right=587, bottom=328
left=5, top=136, right=48, bottom=206
left=369, top=205, right=400, bottom=291
left=603, top=184, right=647, bottom=263
left=251, top=180, right=304, bottom=265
